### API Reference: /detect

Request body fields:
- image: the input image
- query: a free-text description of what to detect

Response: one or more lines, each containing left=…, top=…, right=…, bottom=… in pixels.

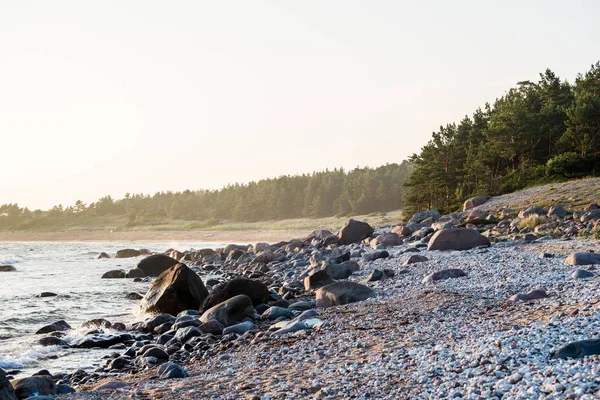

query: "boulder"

left=101, top=270, right=126, bottom=279
left=126, top=268, right=146, bottom=278
left=462, top=196, right=490, bottom=211
left=252, top=242, right=272, bottom=254
left=551, top=339, right=600, bottom=359
left=135, top=254, right=179, bottom=277
left=324, top=263, right=354, bottom=280
left=199, top=294, right=255, bottom=327
left=315, top=281, right=375, bottom=308
left=141, top=264, right=209, bottom=316
left=392, top=225, right=413, bottom=237
left=139, top=314, right=175, bottom=333
left=202, top=278, right=269, bottom=312
left=518, top=206, right=546, bottom=218
left=564, top=252, right=600, bottom=266
left=71, top=333, right=133, bottom=349
left=338, top=219, right=374, bottom=245
left=423, top=269, right=467, bottom=283
left=409, top=210, right=441, bottom=224
left=11, top=376, right=56, bottom=399
left=305, top=230, right=339, bottom=246
left=35, top=320, right=71, bottom=335
left=38, top=336, right=68, bottom=347
left=0, top=368, right=17, bottom=400
left=0, top=265, right=16, bottom=272
left=369, top=232, right=403, bottom=248
left=427, top=228, right=490, bottom=251
left=581, top=209, right=600, bottom=223
left=97, top=252, right=110, bottom=259
left=547, top=205, right=567, bottom=218
left=126, top=292, right=143, bottom=300
left=115, top=249, right=141, bottom=258
left=261, top=306, right=295, bottom=321
left=304, top=270, right=334, bottom=291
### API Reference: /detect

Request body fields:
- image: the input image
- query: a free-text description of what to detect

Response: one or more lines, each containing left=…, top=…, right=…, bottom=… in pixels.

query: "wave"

left=0, top=255, right=23, bottom=264
left=0, top=343, right=64, bottom=369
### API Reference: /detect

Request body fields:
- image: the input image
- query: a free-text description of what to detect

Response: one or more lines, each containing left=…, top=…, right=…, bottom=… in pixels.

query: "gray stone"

left=35, top=320, right=71, bottom=335
left=315, top=281, right=375, bottom=308
left=261, top=306, right=295, bottom=321
left=362, top=250, right=389, bottom=262
left=157, top=362, right=187, bottom=379
left=551, top=339, right=600, bottom=359
left=101, top=269, right=126, bottom=279
left=423, top=269, right=467, bottom=283
left=427, top=228, right=490, bottom=251
left=0, top=368, right=17, bottom=400
left=571, top=269, right=595, bottom=279
left=0, top=265, right=16, bottom=272
left=200, top=294, right=255, bottom=327
left=565, top=252, right=600, bottom=266
left=11, top=376, right=56, bottom=399
left=404, top=254, right=428, bottom=265
left=222, top=320, right=255, bottom=335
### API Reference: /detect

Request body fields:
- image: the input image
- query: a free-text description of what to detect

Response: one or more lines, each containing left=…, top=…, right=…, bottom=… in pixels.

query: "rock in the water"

left=404, top=254, right=428, bottom=265
left=315, top=281, right=375, bottom=308
left=362, top=250, right=389, bottom=262
left=509, top=289, right=548, bottom=302
left=0, top=368, right=17, bottom=400
left=305, top=229, right=339, bottom=246
left=135, top=254, right=179, bottom=277
left=157, top=362, right=187, bottom=379
left=304, top=270, right=334, bottom=291
left=571, top=269, right=595, bottom=279
left=338, top=219, right=374, bottom=245
left=72, top=333, right=133, bottom=349
left=551, top=339, right=600, bottom=359
left=37, top=337, right=68, bottom=347
left=37, top=292, right=57, bottom=298
left=202, top=278, right=269, bottom=311
left=0, top=265, right=16, bottom=272
left=115, top=249, right=141, bottom=258
left=35, top=320, right=71, bottom=335
left=565, top=252, right=600, bottom=266
left=423, top=269, right=467, bottom=283
left=200, top=294, right=255, bottom=327
left=463, top=196, right=490, bottom=211
left=11, top=376, right=56, bottom=399
left=126, top=292, right=143, bottom=300
left=427, top=228, right=490, bottom=251
left=101, top=269, right=126, bottom=279
left=126, top=268, right=146, bottom=278
left=97, top=252, right=110, bottom=259
left=141, top=263, right=209, bottom=316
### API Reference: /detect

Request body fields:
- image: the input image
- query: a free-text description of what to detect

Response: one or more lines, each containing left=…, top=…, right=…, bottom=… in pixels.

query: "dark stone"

left=362, top=250, right=389, bottom=262
left=157, top=362, right=187, bottom=379
left=202, top=278, right=269, bottom=312
left=509, top=290, right=548, bottom=302
left=0, top=265, right=16, bottom=272
left=115, top=249, right=141, bottom=258
left=564, top=252, right=600, bottom=266
left=199, top=320, right=224, bottom=335
left=81, top=318, right=112, bottom=329
left=139, top=314, right=175, bottom=333
left=135, top=254, right=179, bottom=277
left=71, top=333, right=133, bottom=349
left=304, top=270, right=334, bottom=291
left=404, top=254, right=428, bottom=265
left=126, top=292, right=143, bottom=300
left=92, top=381, right=131, bottom=391
left=200, top=294, right=255, bottom=327
left=551, top=339, right=600, bottom=359
left=0, top=368, right=17, bottom=400
left=126, top=268, right=146, bottom=279
left=97, top=252, right=110, bottom=259
left=56, top=384, right=75, bottom=394
left=11, top=376, right=56, bottom=399
left=37, top=337, right=68, bottom=347
left=142, top=347, right=169, bottom=360
left=315, top=281, right=375, bottom=308
left=35, top=320, right=71, bottom=335
left=111, top=322, right=126, bottom=331
left=338, top=219, right=375, bottom=245
left=365, top=269, right=385, bottom=282
left=427, top=228, right=490, bottom=251
left=101, top=269, right=126, bottom=279
left=37, top=292, right=57, bottom=298
left=325, top=263, right=354, bottom=280
left=571, top=269, right=595, bottom=279
left=140, top=263, right=209, bottom=316
left=327, top=252, right=351, bottom=265
left=260, top=306, right=295, bottom=320
left=423, top=269, right=467, bottom=283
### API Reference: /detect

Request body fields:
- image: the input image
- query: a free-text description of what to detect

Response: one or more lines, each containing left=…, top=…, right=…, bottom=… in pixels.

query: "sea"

left=0, top=241, right=225, bottom=378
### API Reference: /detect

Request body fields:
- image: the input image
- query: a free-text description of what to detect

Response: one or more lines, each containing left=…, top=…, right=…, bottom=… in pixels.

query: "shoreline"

left=0, top=229, right=311, bottom=244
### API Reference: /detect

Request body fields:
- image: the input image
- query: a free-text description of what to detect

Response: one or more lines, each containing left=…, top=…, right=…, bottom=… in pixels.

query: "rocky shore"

left=2, top=198, right=600, bottom=399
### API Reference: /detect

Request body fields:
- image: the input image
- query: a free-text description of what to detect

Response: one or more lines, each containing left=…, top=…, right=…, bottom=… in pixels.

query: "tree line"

left=405, top=62, right=600, bottom=213
left=0, top=163, right=413, bottom=229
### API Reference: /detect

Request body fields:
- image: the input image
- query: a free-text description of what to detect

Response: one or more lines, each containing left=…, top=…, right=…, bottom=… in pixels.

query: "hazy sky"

left=1, top=1, right=598, bottom=209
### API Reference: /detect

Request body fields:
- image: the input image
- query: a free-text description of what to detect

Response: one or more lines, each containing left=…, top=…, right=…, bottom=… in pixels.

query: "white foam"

left=0, top=255, right=22, bottom=264
left=0, top=343, right=63, bottom=369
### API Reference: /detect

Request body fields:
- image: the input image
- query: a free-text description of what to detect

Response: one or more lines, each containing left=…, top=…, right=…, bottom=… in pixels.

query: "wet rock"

left=11, top=376, right=56, bottom=399
left=126, top=268, right=146, bottom=279
left=37, top=337, right=68, bottom=347
left=141, top=263, right=209, bottom=316
left=126, top=292, right=143, bottom=300
left=115, top=249, right=141, bottom=258
left=0, top=368, right=17, bottom=400
left=200, top=294, right=255, bottom=327
left=139, top=314, right=175, bottom=333
left=35, top=320, right=71, bottom=335
left=81, top=318, right=112, bottom=329
left=71, top=333, right=133, bottom=349
left=157, top=362, right=187, bottom=379
left=509, top=289, right=548, bottom=301
left=463, top=196, right=490, bottom=211
left=0, top=265, right=16, bottom=272
left=142, top=347, right=169, bottom=360
left=97, top=252, right=110, bottom=259
left=37, top=292, right=57, bottom=298
left=135, top=254, right=179, bottom=277
left=564, top=252, right=600, bottom=266
left=427, top=228, right=490, bottom=251
left=101, top=269, right=126, bottom=279
left=315, top=281, right=375, bottom=308
left=338, top=219, right=374, bottom=245
left=202, top=278, right=269, bottom=311
left=304, top=269, right=335, bottom=291
left=112, top=322, right=126, bottom=331
left=423, top=269, right=467, bottom=283
left=404, top=254, right=428, bottom=265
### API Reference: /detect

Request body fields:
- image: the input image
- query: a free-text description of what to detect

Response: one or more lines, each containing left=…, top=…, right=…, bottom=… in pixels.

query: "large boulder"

left=101, top=270, right=126, bottom=279
left=369, top=232, right=403, bottom=248
left=11, top=376, right=56, bottom=399
left=337, top=219, right=374, bottom=245
left=115, top=249, right=141, bottom=258
left=135, top=254, right=179, bottom=277
left=202, top=278, right=269, bottom=312
left=141, top=264, right=209, bottom=316
left=409, top=210, right=441, bottom=224
left=0, top=368, right=17, bottom=400
left=304, top=269, right=335, bottom=291
left=547, top=204, right=567, bottom=218
left=315, top=282, right=375, bottom=308
left=462, top=196, right=490, bottom=211
left=0, top=265, right=16, bottom=272
left=427, top=228, right=490, bottom=251
left=199, top=294, right=255, bottom=327
left=564, top=252, right=600, bottom=266
left=35, top=320, right=71, bottom=335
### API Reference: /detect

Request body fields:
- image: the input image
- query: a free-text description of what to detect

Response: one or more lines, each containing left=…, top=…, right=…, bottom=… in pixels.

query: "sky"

left=1, top=0, right=599, bottom=210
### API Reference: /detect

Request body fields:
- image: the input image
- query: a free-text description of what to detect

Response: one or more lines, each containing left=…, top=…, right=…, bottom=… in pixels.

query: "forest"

left=0, top=163, right=413, bottom=229
left=404, top=62, right=600, bottom=213
left=1, top=62, right=599, bottom=230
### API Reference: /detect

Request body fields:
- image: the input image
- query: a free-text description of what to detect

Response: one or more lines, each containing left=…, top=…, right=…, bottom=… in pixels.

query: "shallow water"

left=0, top=241, right=224, bottom=377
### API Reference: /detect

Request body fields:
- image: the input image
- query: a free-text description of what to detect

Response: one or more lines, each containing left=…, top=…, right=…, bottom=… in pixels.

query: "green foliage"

left=0, top=163, right=413, bottom=230
left=518, top=215, right=547, bottom=230
left=405, top=63, right=600, bottom=213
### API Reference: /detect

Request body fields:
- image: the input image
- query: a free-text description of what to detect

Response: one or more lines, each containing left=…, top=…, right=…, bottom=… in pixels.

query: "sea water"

left=0, top=241, right=224, bottom=377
